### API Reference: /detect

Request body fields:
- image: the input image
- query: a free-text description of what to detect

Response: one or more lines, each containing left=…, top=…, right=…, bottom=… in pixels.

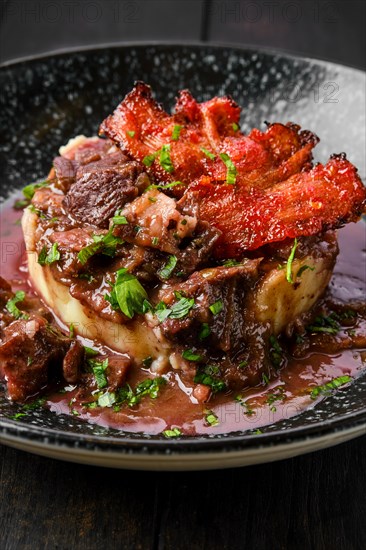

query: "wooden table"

left=1, top=1, right=365, bottom=548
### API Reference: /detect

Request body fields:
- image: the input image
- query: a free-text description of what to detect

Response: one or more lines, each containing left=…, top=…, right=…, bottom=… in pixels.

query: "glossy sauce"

left=1, top=195, right=365, bottom=435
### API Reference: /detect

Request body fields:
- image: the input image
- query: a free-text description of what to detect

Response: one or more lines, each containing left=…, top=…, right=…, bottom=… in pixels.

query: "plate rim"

left=0, top=39, right=365, bottom=75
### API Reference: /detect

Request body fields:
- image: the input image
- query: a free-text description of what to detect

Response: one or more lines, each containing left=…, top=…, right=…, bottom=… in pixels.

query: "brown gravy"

left=1, top=194, right=365, bottom=435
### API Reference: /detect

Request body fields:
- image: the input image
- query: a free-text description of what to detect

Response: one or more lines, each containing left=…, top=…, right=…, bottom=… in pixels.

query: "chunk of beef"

left=0, top=277, right=14, bottom=336
left=0, top=316, right=71, bottom=401
left=159, top=261, right=261, bottom=352
left=53, top=156, right=77, bottom=193
left=63, top=340, right=85, bottom=383
left=63, top=151, right=151, bottom=228
left=157, top=261, right=278, bottom=391
left=115, top=189, right=197, bottom=254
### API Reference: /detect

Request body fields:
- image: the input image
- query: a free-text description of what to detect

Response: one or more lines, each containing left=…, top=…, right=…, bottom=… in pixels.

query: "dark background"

left=1, top=2, right=366, bottom=549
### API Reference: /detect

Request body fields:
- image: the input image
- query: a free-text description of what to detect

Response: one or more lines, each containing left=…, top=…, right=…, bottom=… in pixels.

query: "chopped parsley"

left=37, top=242, right=61, bottom=266
left=266, top=386, right=286, bottom=412
left=158, top=255, right=177, bottom=279
left=154, top=294, right=195, bottom=323
left=201, top=147, right=216, bottom=160
left=219, top=152, right=237, bottom=184
left=269, top=335, right=283, bottom=367
left=182, top=349, right=202, bottom=362
left=126, top=130, right=135, bottom=138
left=286, top=238, right=298, bottom=283
left=194, top=365, right=226, bottom=393
left=6, top=291, right=28, bottom=320
left=152, top=237, right=159, bottom=246
left=163, top=427, right=182, bottom=438
left=88, top=358, right=109, bottom=389
left=171, top=124, right=182, bottom=141
left=159, top=144, right=174, bottom=173
left=297, top=264, right=315, bottom=278
left=199, top=323, right=211, bottom=340
left=209, top=300, right=223, bottom=315
left=14, top=198, right=29, bottom=210
left=309, top=375, right=352, bottom=400
left=111, top=213, right=128, bottom=225
left=232, top=122, right=239, bottom=132
left=306, top=313, right=341, bottom=335
left=142, top=356, right=153, bottom=368
left=98, top=391, right=116, bottom=408
left=142, top=152, right=158, bottom=167
left=77, top=229, right=124, bottom=265
left=105, top=268, right=148, bottom=319
left=204, top=410, right=219, bottom=426
left=22, top=180, right=49, bottom=200
left=222, top=259, right=240, bottom=267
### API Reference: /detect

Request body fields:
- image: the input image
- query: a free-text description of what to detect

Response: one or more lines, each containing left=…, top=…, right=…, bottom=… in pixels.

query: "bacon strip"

left=100, top=83, right=316, bottom=191
left=187, top=155, right=366, bottom=257
left=100, top=83, right=366, bottom=256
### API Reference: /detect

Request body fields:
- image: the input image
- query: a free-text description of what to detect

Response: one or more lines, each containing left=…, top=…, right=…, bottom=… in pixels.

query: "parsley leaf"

left=199, top=323, right=211, bottom=340
left=194, top=365, right=226, bottom=393
left=126, top=130, right=135, bottom=137
left=78, top=229, right=123, bottom=265
left=201, top=147, right=216, bottom=160
left=219, top=153, right=237, bottom=184
left=105, top=268, right=148, bottom=319
left=6, top=291, right=28, bottom=320
left=22, top=180, right=49, bottom=200
left=309, top=375, right=352, bottom=400
left=37, top=243, right=60, bottom=266
left=286, top=238, right=298, bottom=283
left=163, top=427, right=182, bottom=438
left=159, top=144, right=174, bottom=173
left=143, top=152, right=158, bottom=167
left=158, top=255, right=177, bottom=279
left=209, top=300, right=223, bottom=315
left=182, top=349, right=203, bottom=362
left=204, top=410, right=219, bottom=426
left=171, top=124, right=182, bottom=141
left=88, top=358, right=109, bottom=389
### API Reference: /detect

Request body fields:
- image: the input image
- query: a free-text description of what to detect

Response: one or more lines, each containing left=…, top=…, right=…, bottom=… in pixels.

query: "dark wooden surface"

left=1, top=1, right=366, bottom=549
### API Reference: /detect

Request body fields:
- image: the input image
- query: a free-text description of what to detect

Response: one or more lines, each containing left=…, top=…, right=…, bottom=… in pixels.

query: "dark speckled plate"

left=0, top=43, right=365, bottom=470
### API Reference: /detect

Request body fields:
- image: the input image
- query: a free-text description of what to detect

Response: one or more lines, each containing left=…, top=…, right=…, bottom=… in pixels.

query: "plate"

left=0, top=43, right=365, bottom=470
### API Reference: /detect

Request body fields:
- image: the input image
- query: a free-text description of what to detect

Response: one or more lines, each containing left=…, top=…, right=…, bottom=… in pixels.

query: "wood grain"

left=1, top=437, right=366, bottom=549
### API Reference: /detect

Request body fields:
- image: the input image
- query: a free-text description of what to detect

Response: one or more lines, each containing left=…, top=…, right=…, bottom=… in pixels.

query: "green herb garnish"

left=22, top=180, right=49, bottom=200
left=88, top=358, right=109, bottom=389
left=219, top=152, right=237, bottom=184
left=126, top=130, right=135, bottom=138
left=6, top=291, right=28, bottom=320
left=78, top=229, right=123, bottom=265
left=194, top=366, right=226, bottom=393
left=37, top=242, right=60, bottom=266
left=205, top=410, right=219, bottom=426
left=309, top=375, right=352, bottom=400
left=269, top=335, right=283, bottom=367
left=158, top=255, right=177, bottom=279
left=182, top=349, right=203, bottom=362
left=286, top=238, right=298, bottom=283
left=199, top=323, right=211, bottom=340
left=171, top=124, right=182, bottom=141
left=105, top=268, right=148, bottom=319
left=209, top=300, right=223, bottom=315
left=163, top=427, right=182, bottom=438
left=159, top=144, right=174, bottom=173
left=297, top=264, right=315, bottom=278
left=142, top=153, right=157, bottom=167
left=201, top=147, right=216, bottom=160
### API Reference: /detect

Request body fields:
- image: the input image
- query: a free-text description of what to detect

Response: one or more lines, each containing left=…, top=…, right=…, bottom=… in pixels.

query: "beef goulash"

left=1, top=83, right=365, bottom=435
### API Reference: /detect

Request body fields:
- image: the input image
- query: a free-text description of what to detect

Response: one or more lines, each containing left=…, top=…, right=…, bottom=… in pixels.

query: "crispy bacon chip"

left=100, top=83, right=316, bottom=191
left=187, top=155, right=366, bottom=257
left=100, top=83, right=366, bottom=255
